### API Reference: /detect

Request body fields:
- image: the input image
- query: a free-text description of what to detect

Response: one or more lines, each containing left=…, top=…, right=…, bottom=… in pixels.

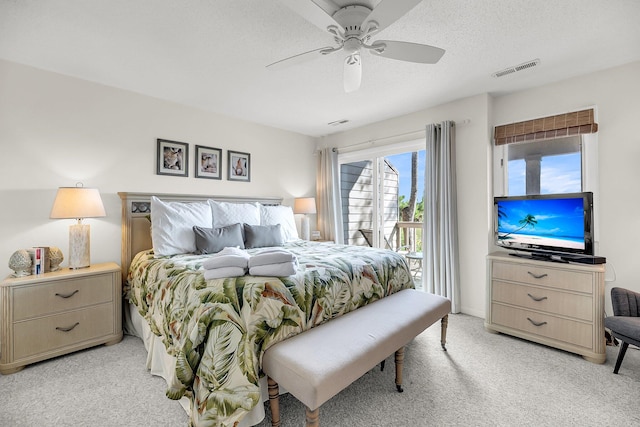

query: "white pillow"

left=209, top=200, right=260, bottom=228
left=260, top=204, right=299, bottom=242
left=150, top=196, right=213, bottom=256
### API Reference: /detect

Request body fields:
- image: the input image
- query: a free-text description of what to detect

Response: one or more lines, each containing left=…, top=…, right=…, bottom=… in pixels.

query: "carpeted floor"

left=1, top=313, right=638, bottom=427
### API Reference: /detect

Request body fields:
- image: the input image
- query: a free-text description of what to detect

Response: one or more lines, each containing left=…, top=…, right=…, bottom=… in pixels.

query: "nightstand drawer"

left=492, top=261, right=593, bottom=293
left=13, top=304, right=115, bottom=360
left=13, top=274, right=113, bottom=321
left=2, top=262, right=122, bottom=375
left=492, top=303, right=592, bottom=348
left=492, top=280, right=593, bottom=321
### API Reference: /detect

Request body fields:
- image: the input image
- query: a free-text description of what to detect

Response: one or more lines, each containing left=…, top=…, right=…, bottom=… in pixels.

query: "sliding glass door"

left=338, top=141, right=425, bottom=250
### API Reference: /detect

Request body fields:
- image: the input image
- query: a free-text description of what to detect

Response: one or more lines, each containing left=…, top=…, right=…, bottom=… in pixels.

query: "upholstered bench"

left=261, top=289, right=451, bottom=427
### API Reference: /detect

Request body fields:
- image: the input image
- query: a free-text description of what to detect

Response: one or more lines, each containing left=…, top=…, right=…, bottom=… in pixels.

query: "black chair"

left=604, top=287, right=640, bottom=374
left=358, top=228, right=375, bottom=247
left=358, top=228, right=394, bottom=249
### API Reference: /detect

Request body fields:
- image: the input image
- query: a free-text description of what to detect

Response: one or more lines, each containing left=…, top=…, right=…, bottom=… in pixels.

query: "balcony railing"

left=389, top=221, right=423, bottom=254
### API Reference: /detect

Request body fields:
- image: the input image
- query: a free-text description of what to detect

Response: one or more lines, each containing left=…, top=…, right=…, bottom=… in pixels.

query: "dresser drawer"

left=492, top=303, right=593, bottom=348
left=492, top=280, right=593, bottom=321
left=13, top=274, right=113, bottom=321
left=492, top=261, right=593, bottom=293
left=13, top=303, right=115, bottom=360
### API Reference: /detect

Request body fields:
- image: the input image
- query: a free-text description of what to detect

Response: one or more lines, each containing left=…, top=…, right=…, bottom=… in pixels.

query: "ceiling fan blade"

left=343, top=53, right=362, bottom=93
left=278, top=0, right=344, bottom=34
left=362, top=0, right=422, bottom=34
left=267, top=46, right=338, bottom=70
left=370, top=40, right=445, bottom=64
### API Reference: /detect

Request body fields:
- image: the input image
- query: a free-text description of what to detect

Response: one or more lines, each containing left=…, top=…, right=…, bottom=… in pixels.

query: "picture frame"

left=228, top=150, right=251, bottom=182
left=195, top=145, right=222, bottom=180
left=157, top=139, right=188, bottom=177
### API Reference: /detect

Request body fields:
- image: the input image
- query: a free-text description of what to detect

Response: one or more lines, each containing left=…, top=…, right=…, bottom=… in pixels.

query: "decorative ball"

left=9, top=249, right=32, bottom=277
left=49, top=246, right=64, bottom=271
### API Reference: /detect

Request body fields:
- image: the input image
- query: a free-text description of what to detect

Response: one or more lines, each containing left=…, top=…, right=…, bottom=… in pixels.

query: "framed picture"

left=195, top=145, right=222, bottom=180
left=228, top=150, right=251, bottom=182
left=157, top=139, right=188, bottom=177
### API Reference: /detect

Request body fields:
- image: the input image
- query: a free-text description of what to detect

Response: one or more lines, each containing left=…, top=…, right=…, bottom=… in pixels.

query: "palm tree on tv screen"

left=498, top=214, right=538, bottom=240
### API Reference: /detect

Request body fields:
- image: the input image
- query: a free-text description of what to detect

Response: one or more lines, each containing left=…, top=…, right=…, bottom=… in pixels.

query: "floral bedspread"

left=126, top=240, right=414, bottom=427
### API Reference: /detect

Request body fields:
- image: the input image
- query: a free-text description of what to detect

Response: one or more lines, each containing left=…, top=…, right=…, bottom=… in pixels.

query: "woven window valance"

left=494, top=108, right=598, bottom=146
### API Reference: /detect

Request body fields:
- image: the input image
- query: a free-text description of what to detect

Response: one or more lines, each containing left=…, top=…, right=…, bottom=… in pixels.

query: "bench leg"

left=441, top=314, right=448, bottom=351
left=267, top=377, right=281, bottom=427
left=394, top=347, right=405, bottom=393
left=305, top=407, right=319, bottom=427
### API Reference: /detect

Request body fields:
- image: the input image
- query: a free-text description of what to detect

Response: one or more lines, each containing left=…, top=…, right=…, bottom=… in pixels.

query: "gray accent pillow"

left=244, top=224, right=283, bottom=249
left=193, top=223, right=244, bottom=254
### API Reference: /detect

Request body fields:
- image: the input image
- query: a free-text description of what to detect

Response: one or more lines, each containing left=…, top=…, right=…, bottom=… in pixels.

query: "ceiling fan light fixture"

left=344, top=53, right=362, bottom=93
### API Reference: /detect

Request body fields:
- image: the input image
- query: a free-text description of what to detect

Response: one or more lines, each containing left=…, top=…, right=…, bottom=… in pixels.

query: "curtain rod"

left=333, top=128, right=427, bottom=153
left=326, top=120, right=466, bottom=154
left=331, top=120, right=465, bottom=153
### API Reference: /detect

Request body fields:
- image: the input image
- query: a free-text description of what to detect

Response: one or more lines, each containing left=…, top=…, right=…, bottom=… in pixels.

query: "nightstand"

left=0, top=262, right=122, bottom=374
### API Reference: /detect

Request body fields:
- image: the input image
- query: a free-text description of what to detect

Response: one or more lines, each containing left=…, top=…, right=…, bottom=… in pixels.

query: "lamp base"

left=69, top=223, right=90, bottom=269
left=301, top=216, right=311, bottom=241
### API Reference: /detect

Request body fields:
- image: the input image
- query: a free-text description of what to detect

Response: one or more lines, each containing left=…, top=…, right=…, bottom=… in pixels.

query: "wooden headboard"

left=118, top=192, right=283, bottom=281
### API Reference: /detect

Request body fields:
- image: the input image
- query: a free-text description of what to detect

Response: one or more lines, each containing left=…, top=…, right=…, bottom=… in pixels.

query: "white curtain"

left=316, top=148, right=344, bottom=244
left=423, top=121, right=461, bottom=313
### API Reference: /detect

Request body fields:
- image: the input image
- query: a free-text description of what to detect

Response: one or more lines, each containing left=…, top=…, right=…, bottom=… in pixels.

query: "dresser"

left=485, top=252, right=606, bottom=363
left=0, top=262, right=122, bottom=374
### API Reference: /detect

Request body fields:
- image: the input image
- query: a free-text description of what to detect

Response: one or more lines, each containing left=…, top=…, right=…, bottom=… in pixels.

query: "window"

left=506, top=136, right=582, bottom=195
left=493, top=132, right=600, bottom=251
left=494, top=134, right=598, bottom=197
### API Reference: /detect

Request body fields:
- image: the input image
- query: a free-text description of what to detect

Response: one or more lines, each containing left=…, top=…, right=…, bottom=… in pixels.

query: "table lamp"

left=294, top=197, right=316, bottom=241
left=50, top=184, right=106, bottom=269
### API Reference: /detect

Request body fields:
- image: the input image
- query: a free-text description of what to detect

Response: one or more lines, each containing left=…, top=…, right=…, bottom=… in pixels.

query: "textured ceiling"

left=1, top=0, right=639, bottom=137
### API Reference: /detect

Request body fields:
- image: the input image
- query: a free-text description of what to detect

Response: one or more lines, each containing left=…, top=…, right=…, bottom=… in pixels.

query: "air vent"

left=328, top=119, right=349, bottom=126
left=492, top=59, right=540, bottom=78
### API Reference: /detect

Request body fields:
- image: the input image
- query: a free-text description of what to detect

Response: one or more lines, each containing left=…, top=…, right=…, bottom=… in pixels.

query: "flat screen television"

left=494, top=192, right=594, bottom=259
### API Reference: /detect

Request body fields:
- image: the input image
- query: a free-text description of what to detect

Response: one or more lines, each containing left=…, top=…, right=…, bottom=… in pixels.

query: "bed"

left=119, top=192, right=415, bottom=427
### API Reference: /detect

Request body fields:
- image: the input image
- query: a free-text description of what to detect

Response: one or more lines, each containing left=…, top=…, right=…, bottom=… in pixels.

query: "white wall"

left=3, top=57, right=638, bottom=318
left=492, top=61, right=640, bottom=313
left=319, top=93, right=492, bottom=317
left=319, top=60, right=640, bottom=317
left=0, top=60, right=317, bottom=277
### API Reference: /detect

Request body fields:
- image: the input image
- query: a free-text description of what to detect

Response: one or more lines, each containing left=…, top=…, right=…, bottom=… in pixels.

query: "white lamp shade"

left=50, top=187, right=106, bottom=219
left=294, top=197, right=316, bottom=240
left=50, top=186, right=105, bottom=269
left=294, top=197, right=317, bottom=215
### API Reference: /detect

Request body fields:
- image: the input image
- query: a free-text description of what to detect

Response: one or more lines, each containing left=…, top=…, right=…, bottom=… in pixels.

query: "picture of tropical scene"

left=496, top=197, right=585, bottom=250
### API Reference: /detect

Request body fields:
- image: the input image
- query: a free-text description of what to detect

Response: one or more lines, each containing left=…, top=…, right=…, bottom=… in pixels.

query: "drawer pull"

left=527, top=317, right=547, bottom=327
left=55, top=290, right=79, bottom=299
left=527, top=293, right=548, bottom=302
left=55, top=322, right=80, bottom=332
left=527, top=271, right=548, bottom=279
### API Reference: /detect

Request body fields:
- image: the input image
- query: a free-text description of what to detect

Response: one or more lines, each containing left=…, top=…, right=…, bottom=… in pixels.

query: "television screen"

left=494, top=192, right=593, bottom=256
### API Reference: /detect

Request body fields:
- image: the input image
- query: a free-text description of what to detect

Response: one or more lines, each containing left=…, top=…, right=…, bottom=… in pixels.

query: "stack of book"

left=28, top=247, right=51, bottom=274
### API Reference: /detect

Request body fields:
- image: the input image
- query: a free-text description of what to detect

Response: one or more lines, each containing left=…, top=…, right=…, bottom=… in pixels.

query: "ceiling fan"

left=268, top=0, right=445, bottom=93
